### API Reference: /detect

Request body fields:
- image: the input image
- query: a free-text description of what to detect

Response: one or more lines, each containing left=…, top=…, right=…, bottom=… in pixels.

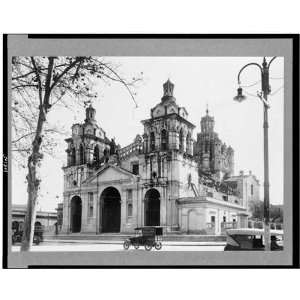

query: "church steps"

left=44, top=233, right=226, bottom=242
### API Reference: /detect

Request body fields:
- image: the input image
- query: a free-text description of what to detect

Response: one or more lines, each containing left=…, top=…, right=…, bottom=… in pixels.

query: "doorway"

left=100, top=187, right=121, bottom=233
left=144, top=188, right=160, bottom=226
left=70, top=196, right=82, bottom=233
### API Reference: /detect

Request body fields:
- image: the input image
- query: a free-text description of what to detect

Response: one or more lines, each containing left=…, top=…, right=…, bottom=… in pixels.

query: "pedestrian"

left=55, top=222, right=58, bottom=235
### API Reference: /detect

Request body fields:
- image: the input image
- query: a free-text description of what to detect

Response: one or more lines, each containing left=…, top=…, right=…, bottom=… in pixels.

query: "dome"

left=161, top=79, right=176, bottom=102
left=200, top=108, right=215, bottom=133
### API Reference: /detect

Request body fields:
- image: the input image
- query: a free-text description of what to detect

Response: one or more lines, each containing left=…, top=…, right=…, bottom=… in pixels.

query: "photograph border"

left=2, top=34, right=299, bottom=269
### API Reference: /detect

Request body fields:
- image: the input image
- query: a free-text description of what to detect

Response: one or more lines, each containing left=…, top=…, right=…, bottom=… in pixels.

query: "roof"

left=226, top=228, right=284, bottom=236
left=12, top=204, right=56, bottom=214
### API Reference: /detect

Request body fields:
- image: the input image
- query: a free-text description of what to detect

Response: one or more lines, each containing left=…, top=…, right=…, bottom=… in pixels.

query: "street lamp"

left=233, top=56, right=277, bottom=251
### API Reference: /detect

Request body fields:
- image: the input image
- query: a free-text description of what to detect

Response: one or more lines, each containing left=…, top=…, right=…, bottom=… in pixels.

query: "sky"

left=12, top=57, right=284, bottom=211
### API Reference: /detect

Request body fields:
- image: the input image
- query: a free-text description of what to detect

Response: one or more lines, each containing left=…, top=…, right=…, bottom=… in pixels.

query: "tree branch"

left=50, top=58, right=82, bottom=92
left=96, top=61, right=138, bottom=107
left=30, top=57, right=43, bottom=106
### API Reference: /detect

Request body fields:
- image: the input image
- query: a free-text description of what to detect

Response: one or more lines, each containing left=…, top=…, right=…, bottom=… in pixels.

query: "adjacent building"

left=12, top=204, right=57, bottom=232
left=61, top=80, right=260, bottom=235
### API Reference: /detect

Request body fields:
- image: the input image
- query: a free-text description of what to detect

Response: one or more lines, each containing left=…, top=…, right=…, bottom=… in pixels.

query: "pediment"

left=83, top=164, right=136, bottom=185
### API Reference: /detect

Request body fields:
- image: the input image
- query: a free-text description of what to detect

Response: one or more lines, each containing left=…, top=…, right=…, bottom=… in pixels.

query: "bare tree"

left=11, top=56, right=142, bottom=251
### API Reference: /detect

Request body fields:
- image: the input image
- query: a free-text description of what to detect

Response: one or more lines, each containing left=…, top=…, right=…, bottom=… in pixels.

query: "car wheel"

left=145, top=243, right=152, bottom=251
left=123, top=240, right=130, bottom=250
left=155, top=242, right=162, bottom=250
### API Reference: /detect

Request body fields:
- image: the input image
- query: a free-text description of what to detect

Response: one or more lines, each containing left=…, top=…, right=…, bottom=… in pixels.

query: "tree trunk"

left=20, top=57, right=54, bottom=251
left=20, top=156, right=40, bottom=251
left=21, top=112, right=45, bottom=251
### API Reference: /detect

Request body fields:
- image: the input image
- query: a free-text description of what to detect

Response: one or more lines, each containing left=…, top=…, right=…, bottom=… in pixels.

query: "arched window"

left=71, top=147, right=76, bottom=165
left=79, top=144, right=85, bottom=165
left=179, top=129, right=184, bottom=152
left=34, top=221, right=42, bottom=229
left=186, top=132, right=191, bottom=153
left=161, top=129, right=168, bottom=151
left=103, top=148, right=109, bottom=163
left=150, top=132, right=155, bottom=151
left=93, top=145, right=100, bottom=163
left=205, top=141, right=209, bottom=153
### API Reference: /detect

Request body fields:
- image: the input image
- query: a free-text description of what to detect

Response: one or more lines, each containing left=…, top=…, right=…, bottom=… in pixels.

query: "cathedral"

left=61, top=79, right=259, bottom=235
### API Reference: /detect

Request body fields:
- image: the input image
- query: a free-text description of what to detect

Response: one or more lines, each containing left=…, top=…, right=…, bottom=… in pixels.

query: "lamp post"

left=233, top=56, right=277, bottom=251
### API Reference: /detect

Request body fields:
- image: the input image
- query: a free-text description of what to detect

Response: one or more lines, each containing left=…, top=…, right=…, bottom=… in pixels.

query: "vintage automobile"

left=224, top=228, right=283, bottom=251
left=12, top=225, right=44, bottom=245
left=123, top=226, right=163, bottom=251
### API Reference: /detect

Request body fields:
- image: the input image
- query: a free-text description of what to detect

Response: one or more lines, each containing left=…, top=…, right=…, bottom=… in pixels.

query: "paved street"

left=12, top=240, right=225, bottom=252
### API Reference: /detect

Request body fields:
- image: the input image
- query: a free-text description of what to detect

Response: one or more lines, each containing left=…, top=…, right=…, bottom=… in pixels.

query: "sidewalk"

left=43, top=239, right=226, bottom=246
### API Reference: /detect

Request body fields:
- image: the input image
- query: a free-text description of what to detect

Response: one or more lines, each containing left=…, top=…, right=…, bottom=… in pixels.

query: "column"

left=143, top=134, right=148, bottom=153
left=182, top=133, right=187, bottom=153
left=86, top=146, right=93, bottom=164
left=120, top=189, right=127, bottom=233
left=76, top=148, right=80, bottom=165
left=155, top=130, right=160, bottom=150
left=174, top=131, right=179, bottom=150
left=61, top=195, right=70, bottom=233
left=80, top=193, right=89, bottom=233
left=66, top=150, right=71, bottom=166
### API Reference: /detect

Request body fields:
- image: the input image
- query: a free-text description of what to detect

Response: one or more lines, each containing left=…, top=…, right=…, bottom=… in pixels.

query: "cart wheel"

left=155, top=242, right=162, bottom=250
left=145, top=243, right=152, bottom=251
left=134, top=244, right=139, bottom=249
left=123, top=240, right=130, bottom=250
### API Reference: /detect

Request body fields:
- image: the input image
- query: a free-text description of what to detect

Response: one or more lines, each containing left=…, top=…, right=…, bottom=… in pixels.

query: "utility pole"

left=234, top=57, right=277, bottom=251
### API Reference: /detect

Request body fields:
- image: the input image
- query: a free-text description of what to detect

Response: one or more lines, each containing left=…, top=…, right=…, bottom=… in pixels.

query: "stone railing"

left=221, top=221, right=238, bottom=234
left=204, top=187, right=242, bottom=206
left=119, top=141, right=143, bottom=160
left=199, top=175, right=239, bottom=197
left=248, top=220, right=283, bottom=230
left=142, top=177, right=168, bottom=188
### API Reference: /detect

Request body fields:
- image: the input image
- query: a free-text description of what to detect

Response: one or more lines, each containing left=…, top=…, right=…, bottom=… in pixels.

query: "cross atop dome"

left=163, top=79, right=174, bottom=97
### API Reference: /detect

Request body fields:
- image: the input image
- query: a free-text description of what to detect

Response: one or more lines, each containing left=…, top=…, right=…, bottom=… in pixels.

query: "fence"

left=221, top=222, right=238, bottom=234
left=248, top=220, right=283, bottom=230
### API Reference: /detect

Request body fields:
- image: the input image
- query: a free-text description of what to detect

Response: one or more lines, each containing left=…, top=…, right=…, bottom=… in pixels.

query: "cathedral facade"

left=61, top=80, right=259, bottom=235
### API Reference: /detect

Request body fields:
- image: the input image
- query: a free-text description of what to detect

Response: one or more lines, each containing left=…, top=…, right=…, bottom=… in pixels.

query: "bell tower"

left=161, top=79, right=176, bottom=103
left=200, top=107, right=215, bottom=133
left=85, top=104, right=96, bottom=124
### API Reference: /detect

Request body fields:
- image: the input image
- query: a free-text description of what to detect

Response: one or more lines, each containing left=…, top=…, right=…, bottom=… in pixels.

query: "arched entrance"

left=100, top=187, right=121, bottom=233
left=34, top=221, right=42, bottom=230
left=70, top=196, right=82, bottom=233
left=144, top=188, right=160, bottom=226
